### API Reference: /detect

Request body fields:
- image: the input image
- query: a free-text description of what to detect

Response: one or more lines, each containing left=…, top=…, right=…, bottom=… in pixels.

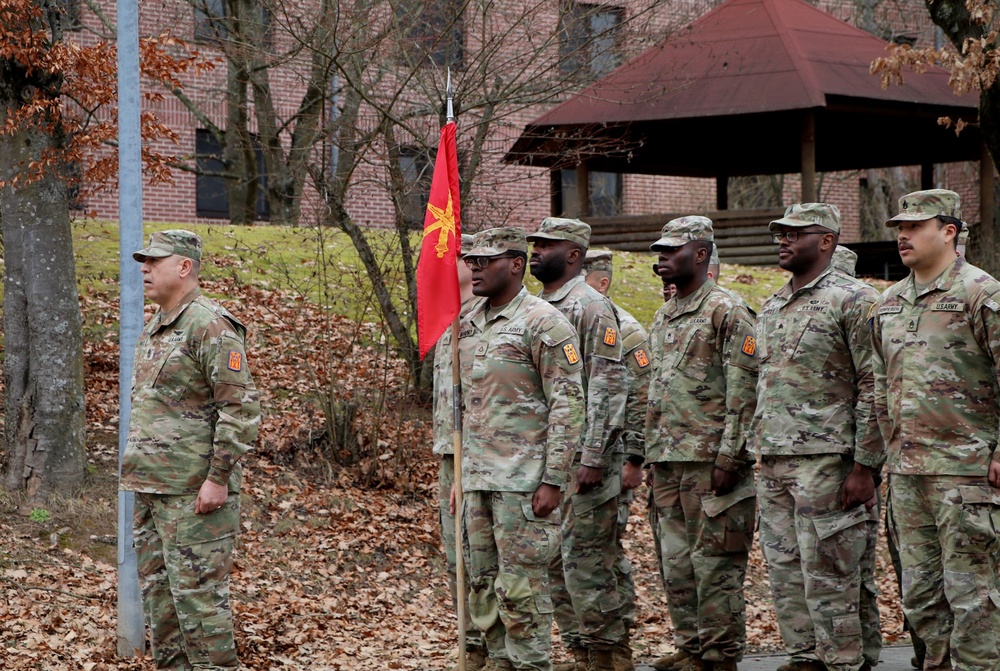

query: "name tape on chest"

left=797, top=305, right=828, bottom=313
left=563, top=343, right=580, bottom=365
left=228, top=351, right=243, bottom=371
left=165, top=335, right=186, bottom=344
left=603, top=327, right=617, bottom=346
left=497, top=325, right=526, bottom=335
left=633, top=348, right=650, bottom=368
left=459, top=329, right=476, bottom=339
left=931, top=302, right=965, bottom=312
left=878, top=305, right=903, bottom=315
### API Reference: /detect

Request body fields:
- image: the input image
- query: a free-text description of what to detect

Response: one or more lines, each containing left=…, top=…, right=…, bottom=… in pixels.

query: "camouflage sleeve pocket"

left=540, top=320, right=582, bottom=372
left=216, top=336, right=250, bottom=387
left=593, top=318, right=623, bottom=360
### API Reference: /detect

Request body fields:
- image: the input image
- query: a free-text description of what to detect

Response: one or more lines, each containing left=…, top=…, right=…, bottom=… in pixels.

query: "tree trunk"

left=0, top=123, right=86, bottom=502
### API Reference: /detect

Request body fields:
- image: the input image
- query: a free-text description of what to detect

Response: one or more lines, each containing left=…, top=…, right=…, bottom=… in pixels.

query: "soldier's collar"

left=666, top=278, right=715, bottom=315
left=475, top=286, right=528, bottom=326
left=780, top=265, right=834, bottom=300
left=156, top=288, right=202, bottom=328
left=539, top=273, right=585, bottom=302
left=906, top=257, right=961, bottom=299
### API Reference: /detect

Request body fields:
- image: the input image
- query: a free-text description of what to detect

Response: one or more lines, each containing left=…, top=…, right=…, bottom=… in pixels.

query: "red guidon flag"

left=417, top=121, right=462, bottom=359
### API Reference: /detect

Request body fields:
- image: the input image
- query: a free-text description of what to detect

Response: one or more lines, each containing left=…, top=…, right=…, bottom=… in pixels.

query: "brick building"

left=70, top=0, right=986, bottom=245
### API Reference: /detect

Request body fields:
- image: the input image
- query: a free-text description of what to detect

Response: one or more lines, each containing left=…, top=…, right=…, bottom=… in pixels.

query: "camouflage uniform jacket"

left=752, top=266, right=882, bottom=467
left=123, top=289, right=261, bottom=494
left=613, top=304, right=652, bottom=463
left=458, top=287, right=585, bottom=492
left=872, top=257, right=1000, bottom=475
left=645, top=279, right=758, bottom=470
left=432, top=297, right=478, bottom=456
left=539, top=275, right=627, bottom=468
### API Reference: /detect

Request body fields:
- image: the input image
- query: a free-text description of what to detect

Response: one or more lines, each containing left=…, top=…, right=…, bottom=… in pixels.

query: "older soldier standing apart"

left=580, top=249, right=652, bottom=671
left=434, top=234, right=486, bottom=670
left=123, top=230, right=261, bottom=670
left=754, top=204, right=883, bottom=671
left=872, top=189, right=1000, bottom=671
left=527, top=218, right=629, bottom=671
left=459, top=227, right=586, bottom=671
left=644, top=217, right=758, bottom=671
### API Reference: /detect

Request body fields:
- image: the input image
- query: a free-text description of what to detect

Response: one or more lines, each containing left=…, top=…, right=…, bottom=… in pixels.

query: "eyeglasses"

left=772, top=231, right=829, bottom=243
left=463, top=253, right=519, bottom=269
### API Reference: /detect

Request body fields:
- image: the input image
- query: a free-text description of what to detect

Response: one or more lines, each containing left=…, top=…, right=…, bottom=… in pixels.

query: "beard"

left=530, top=254, right=567, bottom=284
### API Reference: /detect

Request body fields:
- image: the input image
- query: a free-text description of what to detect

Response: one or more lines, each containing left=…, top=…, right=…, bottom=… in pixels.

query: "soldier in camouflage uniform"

left=644, top=218, right=758, bottom=671
left=581, top=249, right=652, bottom=671
left=123, top=230, right=261, bottom=670
left=830, top=243, right=884, bottom=669
left=872, top=189, right=1000, bottom=671
left=527, top=218, right=629, bottom=671
left=458, top=227, right=586, bottom=671
left=754, top=204, right=883, bottom=671
left=433, top=234, right=486, bottom=669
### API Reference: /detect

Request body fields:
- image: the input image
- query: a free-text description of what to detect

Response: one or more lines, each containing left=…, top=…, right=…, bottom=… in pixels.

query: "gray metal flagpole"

left=447, top=68, right=468, bottom=671
left=116, top=0, right=146, bottom=656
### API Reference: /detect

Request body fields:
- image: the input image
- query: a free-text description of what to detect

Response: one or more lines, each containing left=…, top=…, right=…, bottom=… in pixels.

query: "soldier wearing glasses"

left=753, top=204, right=883, bottom=671
left=458, top=227, right=586, bottom=671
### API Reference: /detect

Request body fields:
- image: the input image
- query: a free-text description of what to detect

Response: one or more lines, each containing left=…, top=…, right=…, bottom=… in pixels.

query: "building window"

left=196, top=129, right=269, bottom=220
left=399, top=146, right=433, bottom=229
left=559, top=2, right=624, bottom=78
left=558, top=168, right=622, bottom=217
left=395, top=0, right=465, bottom=68
left=194, top=0, right=273, bottom=46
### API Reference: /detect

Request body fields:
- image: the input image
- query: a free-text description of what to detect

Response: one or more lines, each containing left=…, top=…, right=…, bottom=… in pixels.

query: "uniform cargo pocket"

left=957, top=485, right=1000, bottom=550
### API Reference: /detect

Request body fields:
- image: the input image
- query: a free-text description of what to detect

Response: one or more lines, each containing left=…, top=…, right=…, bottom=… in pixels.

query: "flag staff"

left=446, top=67, right=468, bottom=671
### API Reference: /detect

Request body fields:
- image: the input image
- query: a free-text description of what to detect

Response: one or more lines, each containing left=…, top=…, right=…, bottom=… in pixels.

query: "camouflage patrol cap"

left=133, top=229, right=203, bottom=262
left=460, top=233, right=475, bottom=257
left=526, top=217, right=591, bottom=247
left=650, top=216, right=714, bottom=250
left=831, top=245, right=858, bottom=277
left=709, top=244, right=720, bottom=266
left=583, top=249, right=613, bottom=274
left=886, top=189, right=963, bottom=227
left=769, top=203, right=841, bottom=233
left=466, top=227, right=528, bottom=257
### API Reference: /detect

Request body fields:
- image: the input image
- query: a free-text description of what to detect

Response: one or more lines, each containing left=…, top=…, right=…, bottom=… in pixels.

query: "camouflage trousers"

left=758, top=455, right=873, bottom=671
left=133, top=492, right=240, bottom=671
left=550, top=454, right=624, bottom=649
left=650, top=462, right=754, bottom=662
left=859, top=492, right=882, bottom=667
left=888, top=474, right=1000, bottom=671
left=886, top=493, right=927, bottom=665
left=616, top=488, right=637, bottom=633
left=440, top=456, right=484, bottom=648
left=462, top=489, right=562, bottom=670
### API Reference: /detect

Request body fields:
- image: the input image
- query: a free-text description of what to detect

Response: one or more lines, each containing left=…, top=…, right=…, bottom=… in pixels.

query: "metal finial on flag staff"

left=446, top=68, right=454, bottom=123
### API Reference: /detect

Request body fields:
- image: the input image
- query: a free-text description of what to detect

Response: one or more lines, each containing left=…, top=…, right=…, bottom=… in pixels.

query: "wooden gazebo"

left=505, top=0, right=990, bottom=265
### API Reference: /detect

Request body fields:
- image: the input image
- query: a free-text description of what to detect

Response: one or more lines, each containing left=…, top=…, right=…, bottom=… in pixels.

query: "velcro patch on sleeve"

left=633, top=348, right=650, bottom=368
left=603, top=327, right=617, bottom=346
left=228, top=351, right=243, bottom=371
left=741, top=336, right=756, bottom=356
left=563, top=343, right=580, bottom=365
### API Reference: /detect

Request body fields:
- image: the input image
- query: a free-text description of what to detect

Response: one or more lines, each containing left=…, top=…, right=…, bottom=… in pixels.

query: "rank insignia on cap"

left=603, top=327, right=617, bottom=346
left=741, top=336, right=756, bottom=356
left=634, top=348, right=650, bottom=368
left=228, top=351, right=243, bottom=371
left=563, top=343, right=580, bottom=365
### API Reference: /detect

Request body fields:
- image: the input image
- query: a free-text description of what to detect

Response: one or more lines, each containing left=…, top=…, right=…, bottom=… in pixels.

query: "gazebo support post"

left=717, top=175, right=729, bottom=210
left=982, top=142, right=995, bottom=232
left=921, top=163, right=934, bottom=190
left=577, top=161, right=590, bottom=217
left=801, top=111, right=816, bottom=202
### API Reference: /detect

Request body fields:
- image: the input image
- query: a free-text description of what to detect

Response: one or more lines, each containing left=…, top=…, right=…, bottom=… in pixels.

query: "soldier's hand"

left=645, top=464, right=654, bottom=487
left=532, top=484, right=562, bottom=518
left=841, top=462, right=876, bottom=510
left=576, top=465, right=604, bottom=493
left=990, top=460, right=1000, bottom=488
left=195, top=480, right=228, bottom=514
left=711, top=467, right=738, bottom=495
left=622, top=462, right=643, bottom=491
left=450, top=482, right=457, bottom=516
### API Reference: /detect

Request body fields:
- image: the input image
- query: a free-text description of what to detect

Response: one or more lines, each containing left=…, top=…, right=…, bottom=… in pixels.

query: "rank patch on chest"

left=741, top=336, right=756, bottom=356
left=603, top=327, right=617, bottom=346
left=228, top=351, right=243, bottom=371
left=563, top=343, right=580, bottom=365
left=633, top=348, right=650, bottom=368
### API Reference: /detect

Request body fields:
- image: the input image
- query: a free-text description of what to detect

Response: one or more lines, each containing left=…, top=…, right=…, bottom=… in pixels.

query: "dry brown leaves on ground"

left=1, top=277, right=910, bottom=669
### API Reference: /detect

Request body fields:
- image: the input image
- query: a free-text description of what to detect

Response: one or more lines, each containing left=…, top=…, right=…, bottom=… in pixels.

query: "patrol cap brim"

left=769, top=217, right=819, bottom=231
left=650, top=236, right=689, bottom=250
left=132, top=247, right=174, bottom=262
left=884, top=212, right=964, bottom=226
left=465, top=244, right=510, bottom=257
